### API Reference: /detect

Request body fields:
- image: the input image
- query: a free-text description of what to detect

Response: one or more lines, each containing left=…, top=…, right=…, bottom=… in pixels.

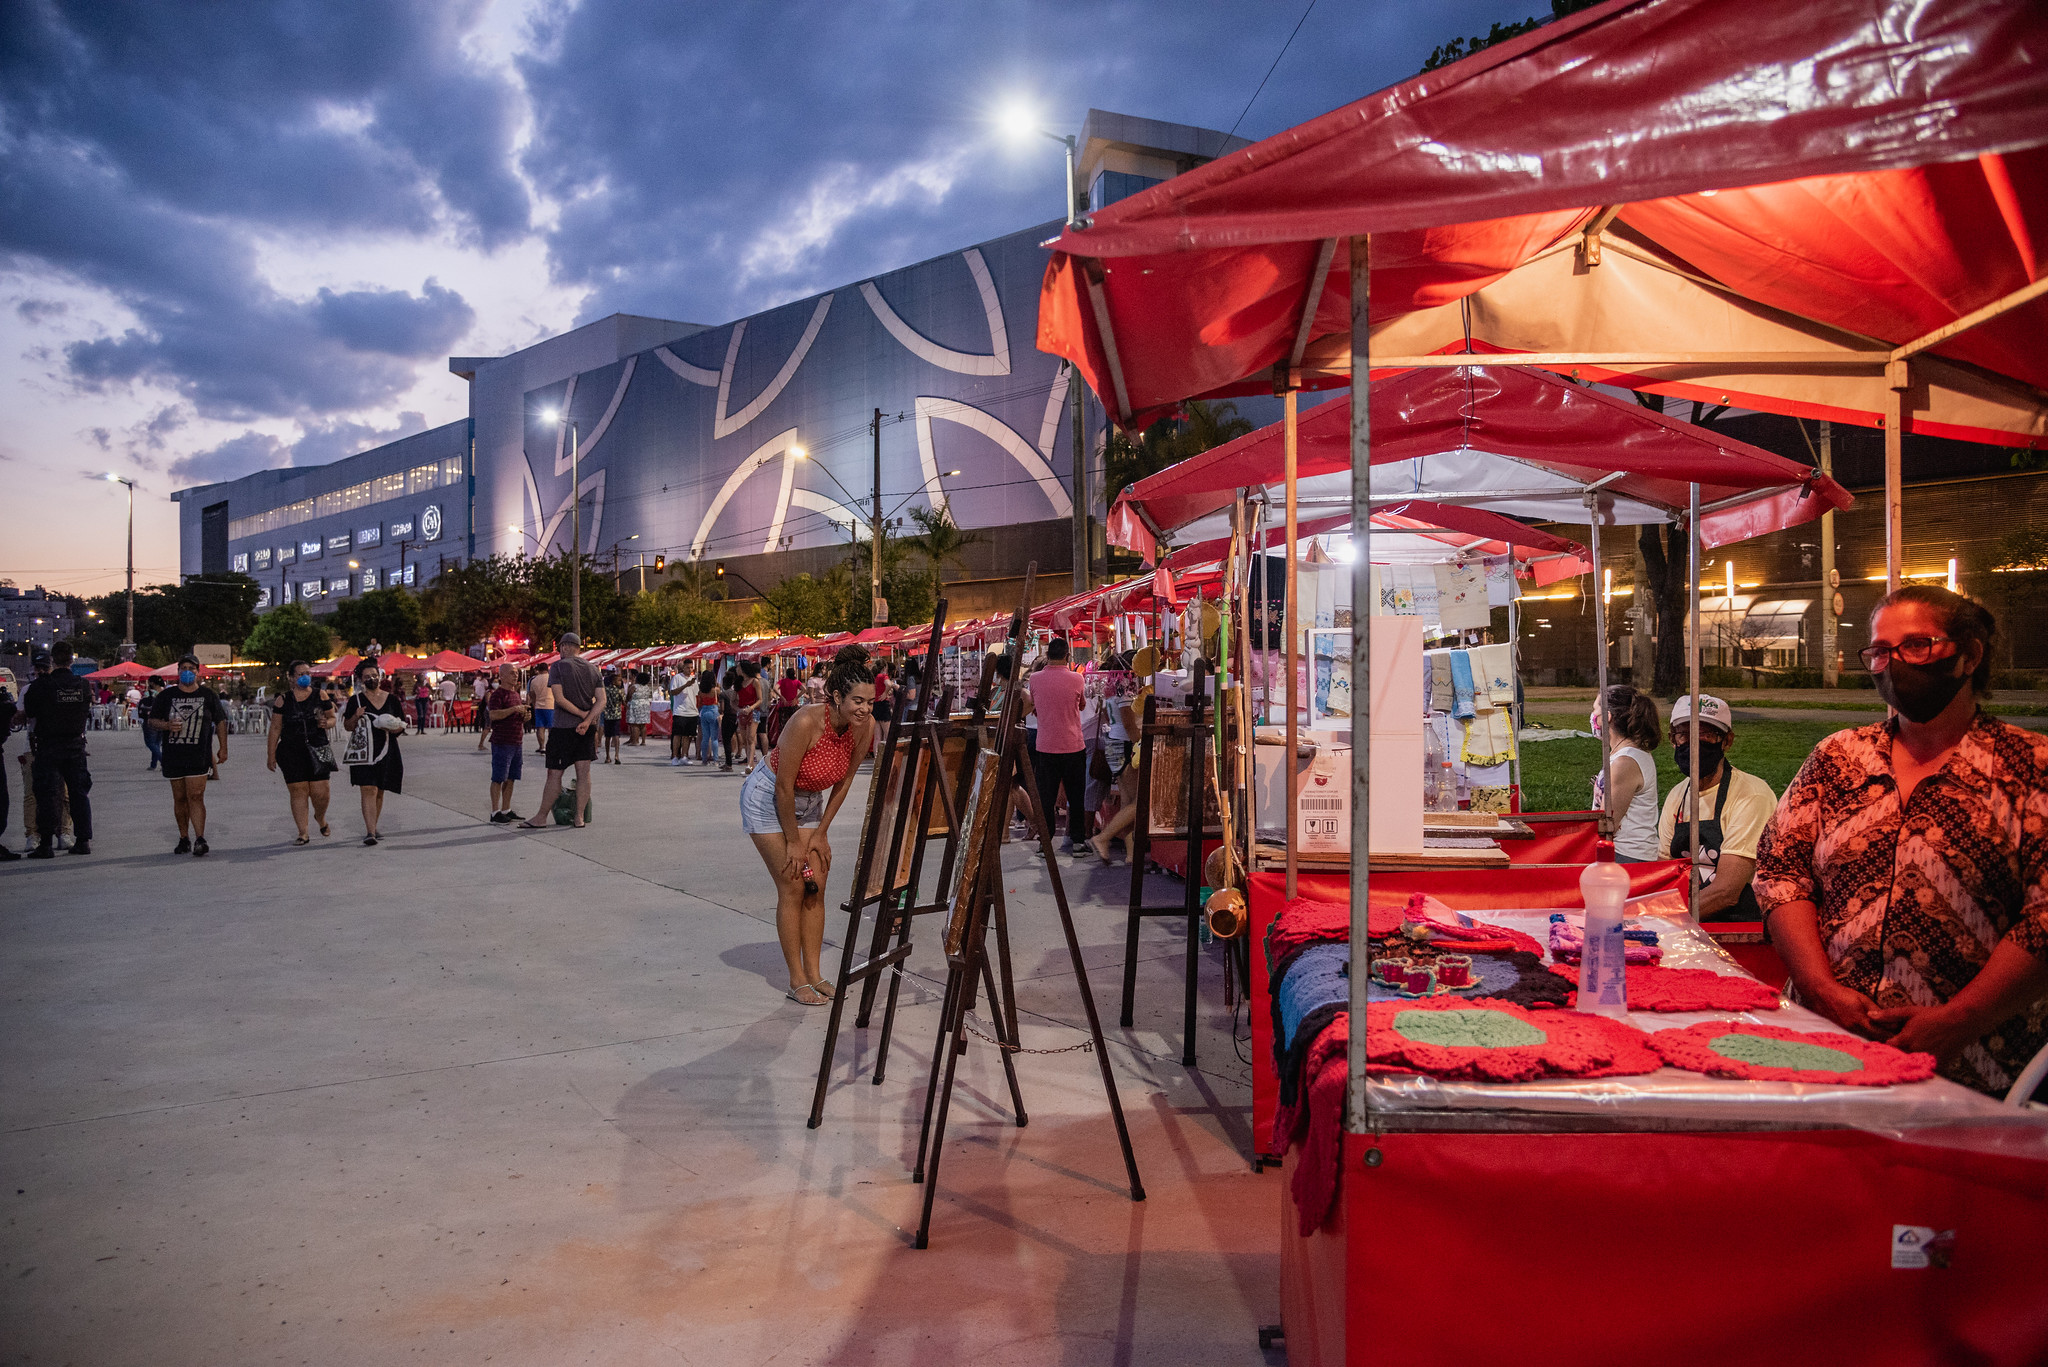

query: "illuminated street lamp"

left=99, top=473, right=138, bottom=660
left=998, top=101, right=1091, bottom=590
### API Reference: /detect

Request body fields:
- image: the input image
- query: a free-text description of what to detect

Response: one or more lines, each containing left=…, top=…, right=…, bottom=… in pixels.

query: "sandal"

left=292, top=835, right=311, bottom=846
left=785, top=984, right=827, bottom=1006
left=318, top=821, right=330, bottom=837
left=810, top=978, right=836, bottom=1000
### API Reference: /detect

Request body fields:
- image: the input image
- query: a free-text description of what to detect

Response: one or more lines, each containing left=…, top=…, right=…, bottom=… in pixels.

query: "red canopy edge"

left=1036, top=0, right=2048, bottom=440
left=1109, top=369, right=1850, bottom=555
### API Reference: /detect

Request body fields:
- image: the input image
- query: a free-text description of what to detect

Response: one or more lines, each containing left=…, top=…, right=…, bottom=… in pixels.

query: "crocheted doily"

left=1546, top=962, right=1783, bottom=1013
left=1364, top=997, right=1661, bottom=1082
left=1647, top=1021, right=1937, bottom=1085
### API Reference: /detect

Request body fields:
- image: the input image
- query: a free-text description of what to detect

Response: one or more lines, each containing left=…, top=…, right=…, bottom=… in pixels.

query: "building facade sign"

left=302, top=579, right=324, bottom=599
left=231, top=552, right=249, bottom=573
left=389, top=519, right=414, bottom=538
left=255, top=587, right=272, bottom=609
left=329, top=576, right=352, bottom=596
left=361, top=569, right=378, bottom=593
left=358, top=525, right=382, bottom=547
left=421, top=504, right=444, bottom=541
left=253, top=547, right=271, bottom=569
left=327, top=533, right=352, bottom=552
left=278, top=544, right=296, bottom=564
left=281, top=582, right=294, bottom=603
left=301, top=538, right=322, bottom=561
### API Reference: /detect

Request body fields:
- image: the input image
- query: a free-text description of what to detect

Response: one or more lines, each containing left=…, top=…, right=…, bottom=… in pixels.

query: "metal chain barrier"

left=961, top=1012, right=1095, bottom=1056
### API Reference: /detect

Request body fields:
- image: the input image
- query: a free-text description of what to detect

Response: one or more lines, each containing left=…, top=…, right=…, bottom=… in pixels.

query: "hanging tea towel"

left=1461, top=707, right=1515, bottom=766
left=1472, top=643, right=1515, bottom=705
left=1448, top=650, right=1477, bottom=720
left=1428, top=651, right=1454, bottom=714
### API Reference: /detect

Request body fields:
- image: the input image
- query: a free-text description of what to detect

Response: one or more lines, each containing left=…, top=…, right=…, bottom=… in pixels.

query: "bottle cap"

left=1595, top=839, right=1617, bottom=863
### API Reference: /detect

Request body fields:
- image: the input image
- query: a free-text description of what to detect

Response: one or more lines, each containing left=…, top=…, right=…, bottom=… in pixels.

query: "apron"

left=1668, top=772, right=1762, bottom=922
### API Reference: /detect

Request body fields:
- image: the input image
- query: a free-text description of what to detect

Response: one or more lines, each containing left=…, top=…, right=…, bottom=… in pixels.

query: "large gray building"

left=175, top=111, right=1255, bottom=624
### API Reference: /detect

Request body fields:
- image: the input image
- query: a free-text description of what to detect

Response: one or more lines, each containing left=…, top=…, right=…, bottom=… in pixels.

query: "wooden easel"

left=911, top=569, right=1145, bottom=1248
left=807, top=606, right=992, bottom=1129
left=1119, top=660, right=1224, bottom=1066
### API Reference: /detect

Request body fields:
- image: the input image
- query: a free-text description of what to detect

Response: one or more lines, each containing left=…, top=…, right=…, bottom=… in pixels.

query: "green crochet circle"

left=1710, top=1032, right=1865, bottom=1074
left=1393, top=1008, right=1545, bottom=1050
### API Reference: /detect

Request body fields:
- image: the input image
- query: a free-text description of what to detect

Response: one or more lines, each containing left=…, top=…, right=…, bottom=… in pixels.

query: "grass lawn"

left=1517, top=716, right=1854, bottom=812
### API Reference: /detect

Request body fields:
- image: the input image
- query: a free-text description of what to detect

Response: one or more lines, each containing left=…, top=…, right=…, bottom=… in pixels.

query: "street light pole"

left=569, top=419, right=581, bottom=638
left=871, top=408, right=886, bottom=625
left=103, top=474, right=137, bottom=659
left=1020, top=123, right=1091, bottom=593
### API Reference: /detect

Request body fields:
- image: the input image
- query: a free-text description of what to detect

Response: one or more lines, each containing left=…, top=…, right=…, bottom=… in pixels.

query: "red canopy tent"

left=1111, top=367, right=1849, bottom=557
left=368, top=652, right=429, bottom=674
left=420, top=649, right=488, bottom=674
left=1038, top=0, right=2048, bottom=587
left=84, top=661, right=156, bottom=681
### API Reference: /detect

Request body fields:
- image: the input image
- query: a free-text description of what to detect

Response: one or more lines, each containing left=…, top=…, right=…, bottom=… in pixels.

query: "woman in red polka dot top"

left=742, top=645, right=877, bottom=1005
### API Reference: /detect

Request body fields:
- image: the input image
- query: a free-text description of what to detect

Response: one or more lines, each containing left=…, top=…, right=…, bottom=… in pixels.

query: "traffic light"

left=653, top=554, right=665, bottom=573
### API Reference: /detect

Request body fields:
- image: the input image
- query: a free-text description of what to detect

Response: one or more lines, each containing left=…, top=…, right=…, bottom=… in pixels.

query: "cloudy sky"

left=2, top=0, right=1537, bottom=599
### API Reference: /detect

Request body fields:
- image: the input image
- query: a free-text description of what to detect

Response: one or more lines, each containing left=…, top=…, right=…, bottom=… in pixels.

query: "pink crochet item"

left=1364, top=996, right=1661, bottom=1083
left=1546, top=962, right=1783, bottom=1013
left=1549, top=918, right=1663, bottom=964
left=1648, top=1021, right=1937, bottom=1085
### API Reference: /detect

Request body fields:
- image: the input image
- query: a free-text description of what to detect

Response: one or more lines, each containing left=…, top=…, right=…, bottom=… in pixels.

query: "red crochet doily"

left=1271, top=1013, right=1349, bottom=1237
left=1269, top=895, right=1543, bottom=966
left=1546, top=962, right=1783, bottom=1013
left=1364, top=996, right=1661, bottom=1083
left=1647, top=1021, right=1937, bottom=1085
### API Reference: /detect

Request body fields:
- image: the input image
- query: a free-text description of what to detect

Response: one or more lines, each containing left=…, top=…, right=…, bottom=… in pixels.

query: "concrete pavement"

left=1, top=726, right=1276, bottom=1365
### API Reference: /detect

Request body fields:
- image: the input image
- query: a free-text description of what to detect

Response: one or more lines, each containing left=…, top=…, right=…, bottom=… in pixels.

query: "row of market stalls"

left=1024, top=0, right=2048, bottom=1360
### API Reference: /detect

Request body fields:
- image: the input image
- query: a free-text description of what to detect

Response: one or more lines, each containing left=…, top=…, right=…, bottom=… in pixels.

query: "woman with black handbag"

left=266, top=659, right=338, bottom=845
left=341, top=657, right=409, bottom=846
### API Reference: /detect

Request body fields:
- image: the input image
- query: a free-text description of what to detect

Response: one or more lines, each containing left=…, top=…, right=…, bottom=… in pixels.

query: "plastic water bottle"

left=1576, top=843, right=1631, bottom=1018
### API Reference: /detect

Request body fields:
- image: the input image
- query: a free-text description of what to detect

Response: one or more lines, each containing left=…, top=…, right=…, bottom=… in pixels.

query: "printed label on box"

left=1891, top=1225, right=1954, bottom=1269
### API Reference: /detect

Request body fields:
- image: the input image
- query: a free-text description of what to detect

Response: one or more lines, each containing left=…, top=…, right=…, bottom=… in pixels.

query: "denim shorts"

left=490, top=743, right=524, bottom=784
left=740, top=762, right=822, bottom=835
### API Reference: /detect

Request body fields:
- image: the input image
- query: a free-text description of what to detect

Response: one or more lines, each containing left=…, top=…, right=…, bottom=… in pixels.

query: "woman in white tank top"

left=1591, top=685, right=1663, bottom=863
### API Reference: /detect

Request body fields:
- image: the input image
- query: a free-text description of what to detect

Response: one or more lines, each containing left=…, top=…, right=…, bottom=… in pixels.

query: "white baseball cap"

left=1669, top=693, right=1733, bottom=735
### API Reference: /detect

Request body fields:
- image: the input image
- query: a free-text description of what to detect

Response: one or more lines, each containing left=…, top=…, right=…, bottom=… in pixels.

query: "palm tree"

left=1104, top=399, right=1254, bottom=567
left=902, top=503, right=989, bottom=602
left=661, top=559, right=727, bottom=602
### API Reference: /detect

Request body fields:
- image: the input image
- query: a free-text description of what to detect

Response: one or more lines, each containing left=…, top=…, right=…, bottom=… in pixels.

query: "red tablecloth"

left=1503, top=811, right=1601, bottom=863
left=1282, top=1129, right=2048, bottom=1366
left=1250, top=861, right=1690, bottom=1157
left=649, top=710, right=672, bottom=737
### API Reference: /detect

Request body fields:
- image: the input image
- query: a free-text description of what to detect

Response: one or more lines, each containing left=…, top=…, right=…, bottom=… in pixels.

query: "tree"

left=328, top=587, right=424, bottom=652
left=524, top=551, right=630, bottom=645
left=901, top=503, right=988, bottom=603
left=757, top=574, right=845, bottom=638
left=419, top=554, right=535, bottom=649
left=80, top=573, right=259, bottom=658
left=1103, top=400, right=1254, bottom=570
left=1420, top=0, right=1603, bottom=72
left=624, top=589, right=737, bottom=647
left=1639, top=523, right=1691, bottom=697
left=242, top=603, right=336, bottom=672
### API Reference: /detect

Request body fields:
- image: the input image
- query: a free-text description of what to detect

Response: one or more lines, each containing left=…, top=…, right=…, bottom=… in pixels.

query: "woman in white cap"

left=1657, top=691, right=1777, bottom=920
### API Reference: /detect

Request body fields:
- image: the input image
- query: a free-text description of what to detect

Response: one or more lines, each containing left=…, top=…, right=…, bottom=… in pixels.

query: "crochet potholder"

left=1266, top=895, right=1397, bottom=970
left=1364, top=997, right=1661, bottom=1083
left=1647, top=1021, right=1936, bottom=1085
left=1546, top=962, right=1783, bottom=1013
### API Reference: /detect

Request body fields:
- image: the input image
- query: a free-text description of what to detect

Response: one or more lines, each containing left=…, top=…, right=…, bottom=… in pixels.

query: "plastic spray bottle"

left=1576, top=841, right=1631, bottom=1018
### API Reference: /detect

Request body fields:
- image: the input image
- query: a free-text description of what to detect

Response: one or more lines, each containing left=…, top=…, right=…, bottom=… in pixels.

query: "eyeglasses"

left=1858, top=634, right=1955, bottom=670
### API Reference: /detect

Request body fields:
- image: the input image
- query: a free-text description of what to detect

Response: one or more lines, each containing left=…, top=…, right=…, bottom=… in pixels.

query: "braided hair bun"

left=827, top=644, right=874, bottom=699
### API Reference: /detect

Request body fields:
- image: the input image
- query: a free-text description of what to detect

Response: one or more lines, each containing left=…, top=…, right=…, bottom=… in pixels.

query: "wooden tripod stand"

left=911, top=577, right=1144, bottom=1248
left=806, top=608, right=990, bottom=1129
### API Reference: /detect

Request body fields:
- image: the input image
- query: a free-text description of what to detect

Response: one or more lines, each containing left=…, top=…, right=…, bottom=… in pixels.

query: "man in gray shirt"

left=519, top=633, right=605, bottom=829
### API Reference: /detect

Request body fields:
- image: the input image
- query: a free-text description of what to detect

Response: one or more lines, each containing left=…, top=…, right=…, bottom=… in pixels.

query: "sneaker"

left=0, top=845, right=18, bottom=861
left=68, top=840, right=91, bottom=856
left=174, top=836, right=191, bottom=855
left=192, top=837, right=210, bottom=857
left=488, top=811, right=508, bottom=824
left=27, top=844, right=54, bottom=860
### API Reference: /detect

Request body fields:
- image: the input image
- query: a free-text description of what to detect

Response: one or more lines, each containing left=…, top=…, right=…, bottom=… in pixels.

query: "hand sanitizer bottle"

left=1576, top=842, right=1631, bottom=1018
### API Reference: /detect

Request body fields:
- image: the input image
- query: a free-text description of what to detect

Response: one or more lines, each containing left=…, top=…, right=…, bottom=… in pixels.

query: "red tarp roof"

left=84, top=661, right=156, bottom=681
left=421, top=649, right=488, bottom=673
left=1038, top=0, right=2048, bottom=445
left=1110, top=367, right=1849, bottom=555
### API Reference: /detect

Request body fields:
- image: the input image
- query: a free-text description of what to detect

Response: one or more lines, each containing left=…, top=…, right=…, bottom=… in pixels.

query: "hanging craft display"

left=1546, top=961, right=1783, bottom=1013
left=1647, top=1021, right=1936, bottom=1085
left=1364, top=997, right=1661, bottom=1082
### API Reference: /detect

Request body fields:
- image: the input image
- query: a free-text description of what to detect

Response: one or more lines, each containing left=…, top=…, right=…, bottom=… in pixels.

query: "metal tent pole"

left=1347, top=233, right=1372, bottom=1135
left=1687, top=484, right=1702, bottom=920
left=1588, top=502, right=1612, bottom=837
left=1284, top=388, right=1300, bottom=899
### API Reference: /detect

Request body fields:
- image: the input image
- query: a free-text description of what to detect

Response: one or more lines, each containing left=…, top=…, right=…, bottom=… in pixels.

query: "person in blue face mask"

left=266, top=659, right=337, bottom=844
left=145, top=652, right=228, bottom=856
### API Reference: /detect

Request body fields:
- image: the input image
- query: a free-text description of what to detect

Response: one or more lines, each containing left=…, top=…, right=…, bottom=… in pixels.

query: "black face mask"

left=1876, top=656, right=1970, bottom=724
left=1673, top=740, right=1725, bottom=783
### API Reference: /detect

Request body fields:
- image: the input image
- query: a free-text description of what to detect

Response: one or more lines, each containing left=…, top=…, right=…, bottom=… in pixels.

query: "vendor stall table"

left=1259, top=885, right=2048, bottom=1366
